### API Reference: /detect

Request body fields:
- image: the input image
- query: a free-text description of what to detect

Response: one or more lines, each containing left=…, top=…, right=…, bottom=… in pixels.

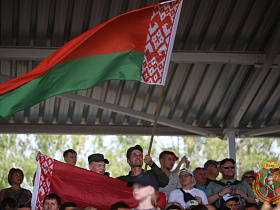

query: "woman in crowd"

left=0, top=168, right=32, bottom=207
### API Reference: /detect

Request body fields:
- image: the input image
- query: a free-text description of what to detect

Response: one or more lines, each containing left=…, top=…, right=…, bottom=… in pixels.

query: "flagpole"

left=144, top=85, right=164, bottom=172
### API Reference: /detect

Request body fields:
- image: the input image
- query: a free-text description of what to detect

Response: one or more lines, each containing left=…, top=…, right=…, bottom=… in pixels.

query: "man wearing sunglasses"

left=205, top=158, right=256, bottom=209
left=204, top=159, right=220, bottom=186
left=241, top=170, right=255, bottom=187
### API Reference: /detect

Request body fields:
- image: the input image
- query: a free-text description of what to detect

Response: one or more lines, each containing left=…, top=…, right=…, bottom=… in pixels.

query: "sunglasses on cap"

left=244, top=176, right=255, bottom=180
left=179, top=174, right=192, bottom=179
left=221, top=165, right=235, bottom=169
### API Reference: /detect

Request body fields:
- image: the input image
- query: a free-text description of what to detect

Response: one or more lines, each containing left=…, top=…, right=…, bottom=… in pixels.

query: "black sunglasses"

left=244, top=176, right=255, bottom=180
left=221, top=165, right=235, bottom=169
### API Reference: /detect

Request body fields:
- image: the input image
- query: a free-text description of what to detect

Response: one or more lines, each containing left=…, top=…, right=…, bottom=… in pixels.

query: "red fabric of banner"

left=48, top=160, right=166, bottom=209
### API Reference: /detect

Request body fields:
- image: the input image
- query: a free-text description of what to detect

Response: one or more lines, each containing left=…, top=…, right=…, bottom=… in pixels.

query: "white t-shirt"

left=168, top=188, right=209, bottom=209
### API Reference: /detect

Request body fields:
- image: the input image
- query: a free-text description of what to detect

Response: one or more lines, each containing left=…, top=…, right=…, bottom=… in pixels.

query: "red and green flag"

left=0, top=0, right=182, bottom=118
left=32, top=155, right=167, bottom=210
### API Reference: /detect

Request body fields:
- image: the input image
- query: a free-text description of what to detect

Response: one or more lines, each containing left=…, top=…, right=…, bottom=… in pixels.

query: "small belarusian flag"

left=0, top=0, right=182, bottom=118
left=32, top=155, right=167, bottom=210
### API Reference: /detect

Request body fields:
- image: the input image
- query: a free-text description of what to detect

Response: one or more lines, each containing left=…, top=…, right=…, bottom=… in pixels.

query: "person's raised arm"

left=36, top=151, right=43, bottom=161
left=144, top=155, right=169, bottom=188
left=172, top=156, right=188, bottom=174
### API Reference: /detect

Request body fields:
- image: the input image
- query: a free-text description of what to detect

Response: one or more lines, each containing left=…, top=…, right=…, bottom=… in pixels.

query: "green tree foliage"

left=236, top=138, right=280, bottom=177
left=157, top=136, right=228, bottom=170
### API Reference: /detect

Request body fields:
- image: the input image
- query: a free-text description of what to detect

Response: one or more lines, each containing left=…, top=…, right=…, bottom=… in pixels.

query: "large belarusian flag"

left=32, top=155, right=167, bottom=210
left=0, top=0, right=182, bottom=118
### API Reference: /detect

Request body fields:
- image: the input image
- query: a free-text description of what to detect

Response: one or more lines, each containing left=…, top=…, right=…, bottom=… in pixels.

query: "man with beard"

left=117, top=145, right=168, bottom=188
left=158, top=151, right=182, bottom=198
left=205, top=158, right=256, bottom=209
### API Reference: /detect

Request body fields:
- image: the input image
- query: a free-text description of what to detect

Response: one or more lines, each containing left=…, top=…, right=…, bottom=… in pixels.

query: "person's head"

left=163, top=202, right=184, bottom=210
left=59, top=202, right=78, bottom=210
left=1, top=197, right=17, bottom=210
left=220, top=194, right=238, bottom=210
left=110, top=202, right=130, bottom=210
left=217, top=208, right=231, bottom=210
left=193, top=167, right=206, bottom=187
left=84, top=207, right=98, bottom=210
left=43, top=193, right=61, bottom=210
left=204, top=160, right=219, bottom=179
left=159, top=151, right=179, bottom=171
left=18, top=207, right=32, bottom=210
left=63, top=149, right=77, bottom=166
left=127, top=172, right=158, bottom=204
left=88, top=153, right=109, bottom=174
left=241, top=170, right=255, bottom=187
left=219, top=158, right=236, bottom=180
left=8, top=168, right=24, bottom=186
left=179, top=168, right=196, bottom=188
left=126, top=145, right=143, bottom=168
left=189, top=204, right=208, bottom=210
left=244, top=203, right=258, bottom=210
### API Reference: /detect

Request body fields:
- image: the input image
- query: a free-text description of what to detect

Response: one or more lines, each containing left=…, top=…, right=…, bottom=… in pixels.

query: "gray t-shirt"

left=159, top=172, right=182, bottom=199
left=205, top=179, right=254, bottom=208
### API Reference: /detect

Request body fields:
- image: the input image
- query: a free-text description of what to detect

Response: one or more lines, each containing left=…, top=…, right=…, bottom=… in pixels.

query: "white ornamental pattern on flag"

left=35, top=156, right=54, bottom=210
left=141, top=0, right=182, bottom=85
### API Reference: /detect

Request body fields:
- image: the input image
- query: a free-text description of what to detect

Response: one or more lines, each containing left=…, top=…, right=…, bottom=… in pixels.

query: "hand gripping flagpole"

left=143, top=0, right=183, bottom=171
left=144, top=85, right=165, bottom=172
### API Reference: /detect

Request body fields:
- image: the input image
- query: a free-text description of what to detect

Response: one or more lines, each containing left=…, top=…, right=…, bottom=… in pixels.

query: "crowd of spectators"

left=0, top=145, right=276, bottom=210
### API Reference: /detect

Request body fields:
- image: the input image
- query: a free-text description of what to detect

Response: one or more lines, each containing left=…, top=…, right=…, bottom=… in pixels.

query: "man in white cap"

left=220, top=194, right=239, bottom=210
left=168, top=168, right=208, bottom=209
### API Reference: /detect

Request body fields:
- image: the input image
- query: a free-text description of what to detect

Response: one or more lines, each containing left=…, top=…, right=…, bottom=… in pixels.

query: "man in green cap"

left=88, top=153, right=109, bottom=175
left=117, top=145, right=169, bottom=188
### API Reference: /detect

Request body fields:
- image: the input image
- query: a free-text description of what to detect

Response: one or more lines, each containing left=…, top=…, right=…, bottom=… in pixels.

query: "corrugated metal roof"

left=0, top=0, right=280, bottom=138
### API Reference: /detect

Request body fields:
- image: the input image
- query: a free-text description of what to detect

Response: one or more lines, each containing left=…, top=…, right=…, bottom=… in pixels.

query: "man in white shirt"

left=168, top=168, right=209, bottom=209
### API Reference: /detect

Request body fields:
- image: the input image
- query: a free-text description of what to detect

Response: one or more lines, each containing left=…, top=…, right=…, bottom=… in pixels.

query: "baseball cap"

left=220, top=194, right=239, bottom=207
left=127, top=172, right=159, bottom=190
left=88, top=153, right=109, bottom=164
left=204, top=160, right=219, bottom=169
left=126, top=145, right=143, bottom=158
left=171, top=151, right=179, bottom=161
left=219, top=158, right=235, bottom=167
left=179, top=168, right=196, bottom=186
left=185, top=200, right=199, bottom=209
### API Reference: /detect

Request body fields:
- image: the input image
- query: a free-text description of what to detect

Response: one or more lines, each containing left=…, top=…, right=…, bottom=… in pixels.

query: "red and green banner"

left=0, top=0, right=182, bottom=118
left=32, top=155, right=166, bottom=210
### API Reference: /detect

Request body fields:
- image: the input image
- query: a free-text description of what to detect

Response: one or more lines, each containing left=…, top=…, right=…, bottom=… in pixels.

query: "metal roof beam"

left=0, top=124, right=201, bottom=136
left=243, top=125, right=280, bottom=137
left=171, top=51, right=278, bottom=66
left=0, top=47, right=279, bottom=66
left=59, top=93, right=209, bottom=136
